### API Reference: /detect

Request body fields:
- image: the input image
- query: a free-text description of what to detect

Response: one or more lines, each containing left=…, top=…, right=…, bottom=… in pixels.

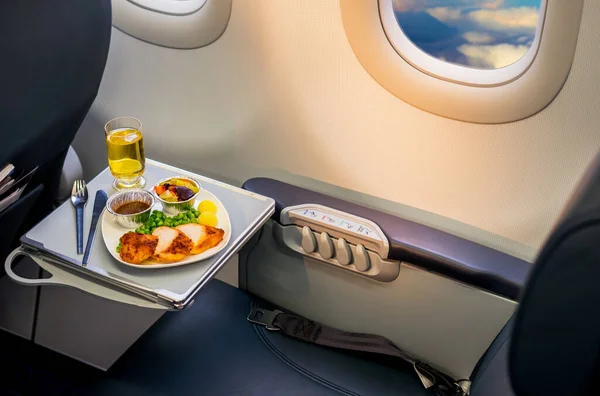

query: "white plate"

left=101, top=189, right=231, bottom=269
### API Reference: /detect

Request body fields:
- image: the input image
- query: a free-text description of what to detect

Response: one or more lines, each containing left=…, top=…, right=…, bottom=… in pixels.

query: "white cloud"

left=516, top=35, right=531, bottom=43
left=394, top=0, right=507, bottom=12
left=394, top=0, right=508, bottom=13
left=468, top=7, right=539, bottom=31
left=462, top=31, right=495, bottom=44
left=427, top=7, right=462, bottom=22
left=457, top=43, right=530, bottom=68
left=393, top=0, right=426, bottom=12
left=481, top=0, right=504, bottom=10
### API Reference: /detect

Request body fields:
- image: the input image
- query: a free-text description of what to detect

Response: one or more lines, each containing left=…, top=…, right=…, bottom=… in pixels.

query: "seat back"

left=0, top=0, right=111, bottom=264
left=470, top=152, right=600, bottom=396
left=508, top=152, right=600, bottom=396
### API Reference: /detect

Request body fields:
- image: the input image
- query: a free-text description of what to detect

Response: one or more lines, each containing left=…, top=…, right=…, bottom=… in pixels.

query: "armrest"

left=242, top=177, right=530, bottom=300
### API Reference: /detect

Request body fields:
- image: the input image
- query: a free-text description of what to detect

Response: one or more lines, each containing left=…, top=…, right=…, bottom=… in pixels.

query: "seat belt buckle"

left=247, top=306, right=282, bottom=331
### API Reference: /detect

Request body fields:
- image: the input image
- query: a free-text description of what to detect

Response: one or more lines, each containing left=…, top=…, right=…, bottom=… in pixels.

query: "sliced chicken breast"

left=119, top=232, right=159, bottom=265
left=152, top=226, right=193, bottom=263
left=176, top=224, right=225, bottom=254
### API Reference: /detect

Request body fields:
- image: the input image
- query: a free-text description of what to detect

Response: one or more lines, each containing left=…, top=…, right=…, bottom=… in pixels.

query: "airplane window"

left=392, top=0, right=543, bottom=70
left=112, top=0, right=231, bottom=49
left=377, top=0, right=547, bottom=85
left=127, top=0, right=208, bottom=16
left=340, top=0, right=583, bottom=123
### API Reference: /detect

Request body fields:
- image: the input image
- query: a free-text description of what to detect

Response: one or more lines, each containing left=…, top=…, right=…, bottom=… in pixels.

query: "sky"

left=393, top=0, right=542, bottom=69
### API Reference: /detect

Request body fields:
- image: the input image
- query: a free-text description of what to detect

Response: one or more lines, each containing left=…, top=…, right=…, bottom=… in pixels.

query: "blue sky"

left=393, top=0, right=542, bottom=69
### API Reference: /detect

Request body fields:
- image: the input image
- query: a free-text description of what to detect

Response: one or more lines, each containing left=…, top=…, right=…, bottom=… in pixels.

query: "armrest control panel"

left=278, top=204, right=399, bottom=282
left=281, top=204, right=390, bottom=258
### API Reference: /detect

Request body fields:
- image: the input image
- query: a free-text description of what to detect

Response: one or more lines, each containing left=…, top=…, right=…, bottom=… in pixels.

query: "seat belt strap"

left=248, top=305, right=469, bottom=396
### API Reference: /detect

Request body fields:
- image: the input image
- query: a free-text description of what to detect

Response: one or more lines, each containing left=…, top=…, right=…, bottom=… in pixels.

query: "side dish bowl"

left=106, top=189, right=155, bottom=229
left=153, top=176, right=201, bottom=215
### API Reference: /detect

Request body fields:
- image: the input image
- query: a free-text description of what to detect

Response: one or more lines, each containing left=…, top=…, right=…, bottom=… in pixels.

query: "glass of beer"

left=104, top=117, right=146, bottom=191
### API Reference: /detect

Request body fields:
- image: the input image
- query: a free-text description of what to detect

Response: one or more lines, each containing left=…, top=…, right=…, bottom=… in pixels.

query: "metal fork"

left=71, top=180, right=88, bottom=254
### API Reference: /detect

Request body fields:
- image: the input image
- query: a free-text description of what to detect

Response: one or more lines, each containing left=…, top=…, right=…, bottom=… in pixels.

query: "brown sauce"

left=115, top=201, right=150, bottom=215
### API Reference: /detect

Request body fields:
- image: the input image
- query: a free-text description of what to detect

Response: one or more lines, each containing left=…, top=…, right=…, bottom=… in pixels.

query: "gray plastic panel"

left=244, top=220, right=517, bottom=380
left=21, top=160, right=274, bottom=309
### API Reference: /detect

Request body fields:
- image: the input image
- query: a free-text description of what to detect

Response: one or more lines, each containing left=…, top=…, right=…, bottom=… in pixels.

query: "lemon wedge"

left=198, top=200, right=217, bottom=214
left=197, top=212, right=218, bottom=227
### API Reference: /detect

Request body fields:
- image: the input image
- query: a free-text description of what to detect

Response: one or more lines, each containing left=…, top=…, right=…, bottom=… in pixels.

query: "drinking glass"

left=104, top=117, right=146, bottom=191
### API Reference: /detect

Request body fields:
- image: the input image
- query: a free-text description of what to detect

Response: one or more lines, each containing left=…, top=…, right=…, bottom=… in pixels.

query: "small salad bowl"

left=106, top=189, right=155, bottom=229
left=153, top=176, right=201, bottom=215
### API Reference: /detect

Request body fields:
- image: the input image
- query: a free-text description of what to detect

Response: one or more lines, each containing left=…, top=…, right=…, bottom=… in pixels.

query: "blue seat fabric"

left=88, top=280, right=431, bottom=396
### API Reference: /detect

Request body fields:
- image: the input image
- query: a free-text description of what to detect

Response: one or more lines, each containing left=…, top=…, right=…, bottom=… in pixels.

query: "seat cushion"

left=88, top=280, right=430, bottom=396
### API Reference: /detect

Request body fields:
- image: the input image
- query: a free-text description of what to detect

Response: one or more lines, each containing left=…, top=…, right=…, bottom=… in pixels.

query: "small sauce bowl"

left=153, top=177, right=201, bottom=215
left=106, top=189, right=155, bottom=229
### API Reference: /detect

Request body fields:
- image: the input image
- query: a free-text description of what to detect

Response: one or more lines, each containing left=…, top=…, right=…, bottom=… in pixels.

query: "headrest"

left=510, top=153, right=600, bottom=396
left=0, top=0, right=111, bottom=167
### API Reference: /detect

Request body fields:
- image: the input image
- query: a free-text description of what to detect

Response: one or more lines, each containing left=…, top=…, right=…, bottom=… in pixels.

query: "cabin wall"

left=74, top=0, right=600, bottom=260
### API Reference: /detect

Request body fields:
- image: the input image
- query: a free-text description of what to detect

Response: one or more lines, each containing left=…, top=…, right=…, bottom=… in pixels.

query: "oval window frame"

left=340, top=0, right=584, bottom=123
left=112, top=0, right=231, bottom=49
left=379, top=0, right=547, bottom=87
left=126, top=0, right=208, bottom=16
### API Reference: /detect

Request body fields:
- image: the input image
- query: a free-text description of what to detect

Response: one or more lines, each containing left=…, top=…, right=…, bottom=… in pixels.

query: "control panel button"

left=318, top=232, right=335, bottom=259
left=301, top=226, right=317, bottom=253
left=336, top=238, right=352, bottom=265
left=354, top=244, right=371, bottom=272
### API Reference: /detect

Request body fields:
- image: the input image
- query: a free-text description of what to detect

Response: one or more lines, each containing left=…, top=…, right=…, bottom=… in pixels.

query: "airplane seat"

left=86, top=152, right=600, bottom=396
left=509, top=152, right=600, bottom=396
left=0, top=0, right=111, bottom=268
left=87, top=279, right=432, bottom=396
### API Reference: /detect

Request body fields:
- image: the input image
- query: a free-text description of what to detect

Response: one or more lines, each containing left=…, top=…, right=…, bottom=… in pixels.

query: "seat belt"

left=248, top=306, right=471, bottom=396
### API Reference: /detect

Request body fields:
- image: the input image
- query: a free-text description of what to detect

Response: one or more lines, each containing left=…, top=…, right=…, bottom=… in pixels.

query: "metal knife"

left=82, top=190, right=109, bottom=265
